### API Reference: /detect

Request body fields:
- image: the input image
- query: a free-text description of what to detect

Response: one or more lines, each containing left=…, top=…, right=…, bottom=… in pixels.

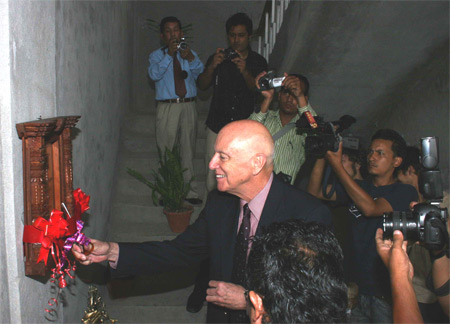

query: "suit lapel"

left=219, top=195, right=240, bottom=280
left=255, top=176, right=283, bottom=237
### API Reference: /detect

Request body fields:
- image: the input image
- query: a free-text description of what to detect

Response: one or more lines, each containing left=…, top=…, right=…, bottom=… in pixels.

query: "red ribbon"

left=23, top=210, right=69, bottom=265
left=68, top=188, right=90, bottom=235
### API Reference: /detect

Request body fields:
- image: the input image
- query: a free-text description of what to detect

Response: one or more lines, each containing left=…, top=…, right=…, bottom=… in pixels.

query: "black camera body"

left=299, top=115, right=358, bottom=157
left=382, top=137, right=448, bottom=250
left=222, top=48, right=239, bottom=61
left=176, top=37, right=188, bottom=51
left=383, top=204, right=448, bottom=250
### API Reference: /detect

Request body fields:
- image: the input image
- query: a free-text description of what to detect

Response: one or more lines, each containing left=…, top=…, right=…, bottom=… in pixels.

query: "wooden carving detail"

left=17, top=116, right=80, bottom=276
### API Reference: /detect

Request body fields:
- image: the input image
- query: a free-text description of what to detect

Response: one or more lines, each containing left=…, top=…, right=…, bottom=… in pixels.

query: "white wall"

left=1, top=1, right=132, bottom=322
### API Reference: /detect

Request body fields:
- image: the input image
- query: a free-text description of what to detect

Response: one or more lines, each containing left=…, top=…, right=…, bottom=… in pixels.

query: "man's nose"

left=209, top=153, right=219, bottom=170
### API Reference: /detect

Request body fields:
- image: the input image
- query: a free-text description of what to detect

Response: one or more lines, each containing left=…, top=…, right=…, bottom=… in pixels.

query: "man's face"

left=342, top=154, right=357, bottom=179
left=278, top=88, right=299, bottom=116
left=227, top=24, right=250, bottom=53
left=160, top=21, right=182, bottom=46
left=209, top=133, right=254, bottom=197
left=367, top=139, right=401, bottom=178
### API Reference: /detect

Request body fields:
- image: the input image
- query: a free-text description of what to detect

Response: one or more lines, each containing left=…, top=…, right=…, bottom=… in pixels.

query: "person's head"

left=278, top=74, right=309, bottom=117
left=246, top=220, right=348, bottom=324
left=159, top=16, right=183, bottom=46
left=368, top=129, right=407, bottom=178
left=209, top=120, right=274, bottom=201
left=397, top=146, right=421, bottom=186
left=226, top=13, right=252, bottom=53
left=342, top=148, right=364, bottom=180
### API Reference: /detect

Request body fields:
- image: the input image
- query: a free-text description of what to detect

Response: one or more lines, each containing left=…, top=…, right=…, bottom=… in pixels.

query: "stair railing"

left=254, top=0, right=291, bottom=63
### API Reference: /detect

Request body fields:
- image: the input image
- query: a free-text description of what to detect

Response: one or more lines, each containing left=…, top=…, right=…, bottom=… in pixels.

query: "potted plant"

left=127, top=145, right=194, bottom=233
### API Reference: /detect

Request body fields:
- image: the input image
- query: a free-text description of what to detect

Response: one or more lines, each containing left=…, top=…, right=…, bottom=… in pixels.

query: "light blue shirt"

left=148, top=47, right=204, bottom=100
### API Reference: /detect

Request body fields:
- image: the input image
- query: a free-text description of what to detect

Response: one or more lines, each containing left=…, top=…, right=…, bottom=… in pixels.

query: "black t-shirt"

left=205, top=49, right=267, bottom=133
left=335, top=179, right=418, bottom=296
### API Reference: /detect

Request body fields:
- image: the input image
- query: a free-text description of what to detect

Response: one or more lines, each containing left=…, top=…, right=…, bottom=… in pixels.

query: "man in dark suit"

left=73, top=119, right=332, bottom=323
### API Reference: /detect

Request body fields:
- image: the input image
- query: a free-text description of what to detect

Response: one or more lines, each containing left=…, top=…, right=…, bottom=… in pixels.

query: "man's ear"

left=249, top=291, right=265, bottom=324
left=252, top=154, right=267, bottom=175
left=393, top=156, right=402, bottom=168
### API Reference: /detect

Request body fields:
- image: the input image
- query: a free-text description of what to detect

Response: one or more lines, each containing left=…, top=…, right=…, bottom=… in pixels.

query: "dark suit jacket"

left=112, top=175, right=332, bottom=322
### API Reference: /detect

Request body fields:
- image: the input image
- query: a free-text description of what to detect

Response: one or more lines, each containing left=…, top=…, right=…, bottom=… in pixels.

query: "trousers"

left=155, top=101, right=199, bottom=199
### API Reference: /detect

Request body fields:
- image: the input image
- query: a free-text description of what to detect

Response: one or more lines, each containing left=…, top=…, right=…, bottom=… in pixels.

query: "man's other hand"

left=255, top=71, right=274, bottom=100
left=72, top=238, right=119, bottom=266
left=375, top=228, right=414, bottom=281
left=209, top=48, right=225, bottom=70
left=179, top=46, right=194, bottom=62
left=206, top=280, right=247, bottom=310
left=231, top=55, right=247, bottom=74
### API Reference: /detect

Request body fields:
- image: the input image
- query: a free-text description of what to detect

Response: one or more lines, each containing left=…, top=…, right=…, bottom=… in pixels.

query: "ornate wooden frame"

left=16, top=116, right=80, bottom=276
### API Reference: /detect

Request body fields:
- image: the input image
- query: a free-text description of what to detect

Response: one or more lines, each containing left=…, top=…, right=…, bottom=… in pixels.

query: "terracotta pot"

left=163, top=204, right=194, bottom=233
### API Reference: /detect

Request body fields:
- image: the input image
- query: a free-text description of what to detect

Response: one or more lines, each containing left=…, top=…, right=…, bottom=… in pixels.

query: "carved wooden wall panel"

left=17, top=116, right=80, bottom=276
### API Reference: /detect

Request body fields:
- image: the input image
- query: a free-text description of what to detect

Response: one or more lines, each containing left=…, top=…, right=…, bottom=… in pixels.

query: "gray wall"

left=1, top=1, right=132, bottom=322
left=269, top=0, right=449, bottom=190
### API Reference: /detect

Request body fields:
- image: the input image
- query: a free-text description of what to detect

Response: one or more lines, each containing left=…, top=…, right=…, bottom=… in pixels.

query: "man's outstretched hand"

left=72, top=238, right=119, bottom=266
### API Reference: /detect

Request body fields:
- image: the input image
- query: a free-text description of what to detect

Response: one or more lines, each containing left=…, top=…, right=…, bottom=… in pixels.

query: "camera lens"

left=382, top=211, right=420, bottom=241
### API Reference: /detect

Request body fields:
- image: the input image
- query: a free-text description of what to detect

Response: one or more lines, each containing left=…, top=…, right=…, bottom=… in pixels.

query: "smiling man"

left=197, top=12, right=267, bottom=193
left=73, top=120, right=332, bottom=323
left=249, top=72, right=316, bottom=185
left=307, top=129, right=418, bottom=323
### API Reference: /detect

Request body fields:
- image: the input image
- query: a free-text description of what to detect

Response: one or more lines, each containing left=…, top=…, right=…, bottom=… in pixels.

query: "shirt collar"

left=240, top=173, right=274, bottom=221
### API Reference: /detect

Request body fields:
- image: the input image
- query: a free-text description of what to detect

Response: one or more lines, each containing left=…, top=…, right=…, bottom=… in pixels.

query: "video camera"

left=383, top=137, right=449, bottom=251
left=297, top=115, right=358, bottom=157
left=258, top=71, right=285, bottom=91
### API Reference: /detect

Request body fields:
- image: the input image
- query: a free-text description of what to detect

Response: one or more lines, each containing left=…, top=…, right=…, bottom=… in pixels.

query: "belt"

left=158, top=97, right=196, bottom=104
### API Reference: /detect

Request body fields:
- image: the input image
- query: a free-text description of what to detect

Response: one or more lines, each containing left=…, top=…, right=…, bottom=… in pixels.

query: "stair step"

left=122, top=136, right=206, bottom=156
left=105, top=305, right=207, bottom=323
left=122, top=114, right=208, bottom=138
left=114, top=174, right=207, bottom=199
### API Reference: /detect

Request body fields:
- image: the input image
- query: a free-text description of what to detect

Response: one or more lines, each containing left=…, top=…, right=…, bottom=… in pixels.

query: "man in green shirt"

left=249, top=72, right=317, bottom=185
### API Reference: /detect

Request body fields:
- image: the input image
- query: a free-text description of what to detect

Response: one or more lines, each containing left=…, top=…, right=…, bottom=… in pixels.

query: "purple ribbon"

left=63, top=220, right=91, bottom=265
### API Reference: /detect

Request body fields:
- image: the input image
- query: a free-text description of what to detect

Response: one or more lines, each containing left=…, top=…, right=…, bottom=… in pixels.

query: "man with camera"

left=307, top=129, right=418, bottom=323
left=396, top=146, right=449, bottom=322
left=197, top=12, right=267, bottom=193
left=250, top=72, right=316, bottom=185
left=148, top=16, right=204, bottom=205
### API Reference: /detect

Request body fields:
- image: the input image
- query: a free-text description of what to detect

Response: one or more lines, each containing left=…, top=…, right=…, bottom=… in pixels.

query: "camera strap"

left=322, top=164, right=337, bottom=199
left=272, top=123, right=296, bottom=142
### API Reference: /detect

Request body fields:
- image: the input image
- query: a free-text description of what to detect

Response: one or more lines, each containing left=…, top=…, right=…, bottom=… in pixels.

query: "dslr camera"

left=298, top=115, right=358, bottom=157
left=221, top=48, right=240, bottom=61
left=176, top=37, right=188, bottom=51
left=258, top=71, right=285, bottom=91
left=383, top=137, right=449, bottom=250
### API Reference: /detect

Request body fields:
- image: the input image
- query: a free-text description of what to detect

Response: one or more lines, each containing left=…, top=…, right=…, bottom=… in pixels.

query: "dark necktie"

left=173, top=54, right=187, bottom=98
left=229, top=204, right=251, bottom=323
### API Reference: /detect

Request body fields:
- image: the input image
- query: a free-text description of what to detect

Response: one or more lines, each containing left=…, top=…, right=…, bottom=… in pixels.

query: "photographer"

left=249, top=72, right=317, bottom=185
left=307, top=129, right=418, bottom=323
left=197, top=12, right=267, bottom=193
left=396, top=146, right=448, bottom=322
left=148, top=16, right=204, bottom=205
left=375, top=228, right=424, bottom=323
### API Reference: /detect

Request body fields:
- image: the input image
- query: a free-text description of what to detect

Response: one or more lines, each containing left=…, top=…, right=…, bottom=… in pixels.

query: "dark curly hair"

left=247, top=220, right=348, bottom=323
left=226, top=12, right=253, bottom=35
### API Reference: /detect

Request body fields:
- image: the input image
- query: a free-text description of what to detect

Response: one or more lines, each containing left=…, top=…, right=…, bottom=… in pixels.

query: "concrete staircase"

left=102, top=105, right=209, bottom=323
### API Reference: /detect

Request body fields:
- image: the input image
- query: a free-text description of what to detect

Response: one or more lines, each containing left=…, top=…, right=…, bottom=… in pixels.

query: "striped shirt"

left=249, top=103, right=317, bottom=184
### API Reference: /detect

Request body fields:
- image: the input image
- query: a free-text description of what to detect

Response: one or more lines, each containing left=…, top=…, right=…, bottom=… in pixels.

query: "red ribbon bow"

left=23, top=210, right=69, bottom=265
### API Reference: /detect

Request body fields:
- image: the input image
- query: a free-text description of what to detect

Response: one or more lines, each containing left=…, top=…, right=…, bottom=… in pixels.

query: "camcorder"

left=297, top=115, right=358, bottom=157
left=176, top=37, right=188, bottom=51
left=383, top=137, right=449, bottom=250
left=258, top=71, right=285, bottom=91
left=221, top=48, right=240, bottom=61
